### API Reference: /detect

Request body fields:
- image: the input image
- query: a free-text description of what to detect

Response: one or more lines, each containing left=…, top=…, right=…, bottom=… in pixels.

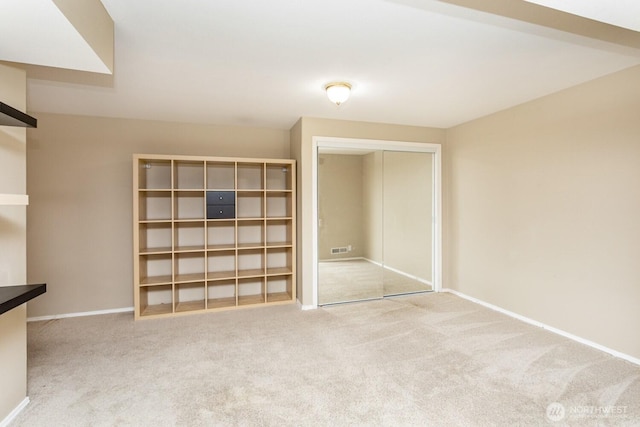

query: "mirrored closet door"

left=381, top=151, right=433, bottom=297
left=317, top=148, right=383, bottom=304
left=317, top=145, right=434, bottom=305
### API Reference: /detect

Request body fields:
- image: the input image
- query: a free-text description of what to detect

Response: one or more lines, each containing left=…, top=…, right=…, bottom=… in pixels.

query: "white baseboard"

left=297, top=299, right=316, bottom=310
left=27, top=307, right=134, bottom=322
left=0, top=397, right=29, bottom=427
left=443, top=288, right=640, bottom=366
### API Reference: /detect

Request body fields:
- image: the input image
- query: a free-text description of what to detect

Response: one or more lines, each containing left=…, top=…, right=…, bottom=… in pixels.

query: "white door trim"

left=311, top=136, right=442, bottom=308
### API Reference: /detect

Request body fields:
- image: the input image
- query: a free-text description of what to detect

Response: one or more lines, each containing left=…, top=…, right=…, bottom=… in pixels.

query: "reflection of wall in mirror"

left=383, top=152, right=432, bottom=282
left=317, top=154, right=364, bottom=260
left=362, top=151, right=382, bottom=264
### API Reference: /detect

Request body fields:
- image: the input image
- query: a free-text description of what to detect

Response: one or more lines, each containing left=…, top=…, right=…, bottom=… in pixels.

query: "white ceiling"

left=22, top=0, right=640, bottom=130
left=524, top=0, right=640, bottom=32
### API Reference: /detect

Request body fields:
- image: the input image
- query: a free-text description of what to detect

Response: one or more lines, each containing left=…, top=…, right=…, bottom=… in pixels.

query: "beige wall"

left=291, top=117, right=446, bottom=306
left=446, top=65, right=640, bottom=360
left=317, top=153, right=364, bottom=260
left=26, top=113, right=290, bottom=317
left=0, top=64, right=28, bottom=422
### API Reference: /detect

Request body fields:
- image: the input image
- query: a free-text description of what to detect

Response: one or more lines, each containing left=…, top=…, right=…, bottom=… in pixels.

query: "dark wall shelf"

left=0, top=102, right=37, bottom=128
left=0, top=284, right=46, bottom=316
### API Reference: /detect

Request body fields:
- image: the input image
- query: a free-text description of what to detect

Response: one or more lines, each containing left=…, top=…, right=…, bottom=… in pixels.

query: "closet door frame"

left=311, top=136, right=442, bottom=308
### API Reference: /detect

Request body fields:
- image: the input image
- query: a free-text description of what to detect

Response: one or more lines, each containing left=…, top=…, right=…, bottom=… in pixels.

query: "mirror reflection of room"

left=317, top=147, right=433, bottom=305
left=381, top=151, right=433, bottom=296
left=318, top=148, right=383, bottom=304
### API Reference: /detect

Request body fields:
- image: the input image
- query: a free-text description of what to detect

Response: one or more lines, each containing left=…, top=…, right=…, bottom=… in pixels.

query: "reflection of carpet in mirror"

left=319, top=259, right=432, bottom=305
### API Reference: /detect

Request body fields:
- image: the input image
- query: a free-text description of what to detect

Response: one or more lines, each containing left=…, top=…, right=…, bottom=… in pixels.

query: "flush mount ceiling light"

left=325, top=82, right=352, bottom=106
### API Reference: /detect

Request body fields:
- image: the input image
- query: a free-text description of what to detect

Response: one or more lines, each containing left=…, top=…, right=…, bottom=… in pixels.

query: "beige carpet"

left=13, top=293, right=640, bottom=426
left=319, top=259, right=432, bottom=305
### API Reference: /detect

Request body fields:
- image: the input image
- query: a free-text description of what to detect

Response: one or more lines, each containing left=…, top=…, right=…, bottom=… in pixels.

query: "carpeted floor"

left=13, top=293, right=640, bottom=426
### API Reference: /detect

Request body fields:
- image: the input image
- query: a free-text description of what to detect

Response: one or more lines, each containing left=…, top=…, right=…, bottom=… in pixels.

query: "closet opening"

left=312, top=137, right=441, bottom=307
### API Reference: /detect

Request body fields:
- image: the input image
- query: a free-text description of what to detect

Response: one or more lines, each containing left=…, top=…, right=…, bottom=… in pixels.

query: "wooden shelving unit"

left=133, top=154, right=296, bottom=320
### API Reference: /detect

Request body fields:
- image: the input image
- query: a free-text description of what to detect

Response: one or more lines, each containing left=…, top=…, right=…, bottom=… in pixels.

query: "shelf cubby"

left=266, top=247, right=292, bottom=275
left=207, top=279, right=237, bottom=309
left=206, top=161, right=235, bottom=190
left=174, top=191, right=205, bottom=220
left=237, top=249, right=264, bottom=277
left=237, top=220, right=264, bottom=248
left=238, top=277, right=265, bottom=306
left=138, top=159, right=172, bottom=190
left=134, top=154, right=295, bottom=319
left=266, top=192, right=292, bottom=218
left=175, top=282, right=206, bottom=313
left=174, top=252, right=205, bottom=283
left=267, top=276, right=293, bottom=303
left=138, top=191, right=172, bottom=221
left=174, top=221, right=205, bottom=252
left=236, top=191, right=264, bottom=218
left=139, top=284, right=174, bottom=317
left=266, top=164, right=292, bottom=190
left=174, top=160, right=205, bottom=190
left=207, top=220, right=235, bottom=250
left=266, top=219, right=292, bottom=247
left=237, top=163, right=264, bottom=190
left=139, top=222, right=172, bottom=254
left=207, top=250, right=236, bottom=280
left=139, top=254, right=172, bottom=285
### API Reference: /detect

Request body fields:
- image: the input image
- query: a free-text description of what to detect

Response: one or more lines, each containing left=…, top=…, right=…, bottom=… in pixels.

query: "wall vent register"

left=133, top=154, right=296, bottom=319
